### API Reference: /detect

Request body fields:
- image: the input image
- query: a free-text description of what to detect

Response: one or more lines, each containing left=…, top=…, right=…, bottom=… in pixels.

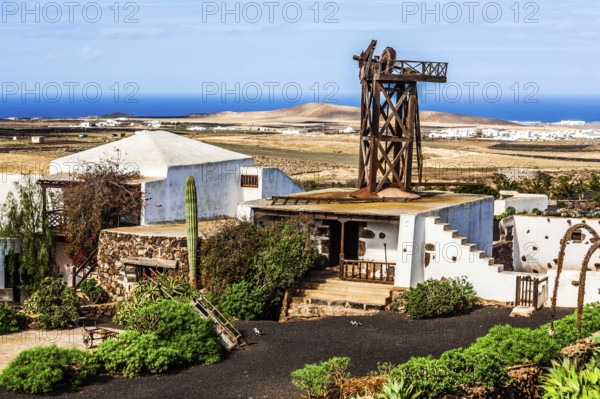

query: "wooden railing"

left=382, top=60, right=448, bottom=79
left=45, top=209, right=66, bottom=232
left=340, top=260, right=395, bottom=284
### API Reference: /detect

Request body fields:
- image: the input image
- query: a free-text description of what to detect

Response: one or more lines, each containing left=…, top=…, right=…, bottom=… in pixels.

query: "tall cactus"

left=185, top=176, right=198, bottom=287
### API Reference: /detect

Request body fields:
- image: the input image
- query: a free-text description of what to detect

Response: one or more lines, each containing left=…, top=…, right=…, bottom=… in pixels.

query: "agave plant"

left=113, top=271, right=198, bottom=325
left=540, top=351, right=600, bottom=399
left=377, top=378, right=421, bottom=399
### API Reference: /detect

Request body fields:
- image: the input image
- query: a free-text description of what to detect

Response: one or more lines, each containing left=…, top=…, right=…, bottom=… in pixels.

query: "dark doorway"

left=343, top=222, right=360, bottom=261
left=4, top=254, right=21, bottom=303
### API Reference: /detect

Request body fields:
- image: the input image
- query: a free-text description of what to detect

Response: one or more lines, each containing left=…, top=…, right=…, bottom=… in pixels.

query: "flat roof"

left=102, top=219, right=231, bottom=238
left=244, top=188, right=492, bottom=219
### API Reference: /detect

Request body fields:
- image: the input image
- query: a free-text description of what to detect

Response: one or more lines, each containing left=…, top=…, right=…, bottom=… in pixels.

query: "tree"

left=0, top=177, right=54, bottom=289
left=60, top=156, right=143, bottom=267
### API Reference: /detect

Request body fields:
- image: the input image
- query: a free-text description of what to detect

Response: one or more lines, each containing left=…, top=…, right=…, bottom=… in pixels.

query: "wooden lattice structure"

left=353, top=40, right=448, bottom=194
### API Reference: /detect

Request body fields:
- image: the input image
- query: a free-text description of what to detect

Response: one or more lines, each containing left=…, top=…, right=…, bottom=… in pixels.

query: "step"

left=303, top=278, right=393, bottom=290
left=491, top=264, right=505, bottom=272
left=297, top=285, right=392, bottom=299
left=296, top=291, right=389, bottom=306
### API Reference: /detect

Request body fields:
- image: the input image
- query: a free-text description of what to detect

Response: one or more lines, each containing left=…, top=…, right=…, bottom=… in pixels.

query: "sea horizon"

left=1, top=94, right=599, bottom=124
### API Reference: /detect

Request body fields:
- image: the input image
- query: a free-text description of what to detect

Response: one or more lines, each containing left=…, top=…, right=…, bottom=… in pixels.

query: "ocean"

left=0, top=95, right=598, bottom=123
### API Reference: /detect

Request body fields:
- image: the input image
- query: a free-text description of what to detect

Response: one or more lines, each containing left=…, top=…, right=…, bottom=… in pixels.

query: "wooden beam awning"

left=122, top=257, right=179, bottom=269
left=253, top=208, right=400, bottom=223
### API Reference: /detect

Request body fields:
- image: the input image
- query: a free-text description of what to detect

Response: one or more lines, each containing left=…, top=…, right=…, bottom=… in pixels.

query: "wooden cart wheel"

left=83, top=332, right=93, bottom=349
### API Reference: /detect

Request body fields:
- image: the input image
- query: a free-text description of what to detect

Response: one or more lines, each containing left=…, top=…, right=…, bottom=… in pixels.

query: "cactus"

left=185, top=176, right=198, bottom=287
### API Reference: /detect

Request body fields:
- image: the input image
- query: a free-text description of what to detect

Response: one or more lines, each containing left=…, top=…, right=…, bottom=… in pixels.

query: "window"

left=571, top=230, right=584, bottom=243
left=241, top=174, right=259, bottom=188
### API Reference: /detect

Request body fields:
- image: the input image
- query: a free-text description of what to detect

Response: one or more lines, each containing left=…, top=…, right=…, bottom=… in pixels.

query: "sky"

left=1, top=0, right=599, bottom=117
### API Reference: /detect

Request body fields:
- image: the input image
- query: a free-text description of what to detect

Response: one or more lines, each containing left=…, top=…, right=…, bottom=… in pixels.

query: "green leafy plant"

left=388, top=304, right=600, bottom=397
left=378, top=378, right=422, bottom=399
left=201, top=218, right=318, bottom=318
left=96, top=300, right=221, bottom=377
left=402, top=277, right=477, bottom=319
left=78, top=279, right=108, bottom=304
left=495, top=206, right=517, bottom=221
left=540, top=353, right=600, bottom=398
left=0, top=304, right=24, bottom=335
left=0, top=345, right=98, bottom=394
left=218, top=280, right=266, bottom=320
left=291, top=356, right=351, bottom=398
left=0, top=177, right=54, bottom=290
left=113, top=271, right=198, bottom=325
left=23, top=277, right=79, bottom=329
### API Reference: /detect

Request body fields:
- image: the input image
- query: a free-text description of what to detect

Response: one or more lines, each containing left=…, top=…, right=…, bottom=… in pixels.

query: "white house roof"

left=50, top=130, right=253, bottom=179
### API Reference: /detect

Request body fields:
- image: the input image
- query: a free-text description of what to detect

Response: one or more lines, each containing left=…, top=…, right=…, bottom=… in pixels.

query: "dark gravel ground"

left=0, top=307, right=573, bottom=399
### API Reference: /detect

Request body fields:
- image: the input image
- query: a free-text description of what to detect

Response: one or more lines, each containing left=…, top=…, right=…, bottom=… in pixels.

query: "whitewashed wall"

left=361, top=222, right=399, bottom=263
left=494, top=193, right=548, bottom=216
left=141, top=159, right=253, bottom=224
left=240, top=166, right=303, bottom=202
left=509, top=215, right=600, bottom=273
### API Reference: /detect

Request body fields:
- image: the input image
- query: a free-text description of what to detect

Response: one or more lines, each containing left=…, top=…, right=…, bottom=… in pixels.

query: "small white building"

left=47, top=130, right=302, bottom=225
left=494, top=191, right=549, bottom=216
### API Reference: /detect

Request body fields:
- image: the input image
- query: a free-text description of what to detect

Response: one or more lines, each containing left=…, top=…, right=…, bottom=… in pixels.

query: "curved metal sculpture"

left=550, top=223, right=600, bottom=337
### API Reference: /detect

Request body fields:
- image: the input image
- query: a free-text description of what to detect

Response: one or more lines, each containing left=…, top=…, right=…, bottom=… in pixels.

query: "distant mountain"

left=100, top=112, right=137, bottom=118
left=185, top=102, right=518, bottom=127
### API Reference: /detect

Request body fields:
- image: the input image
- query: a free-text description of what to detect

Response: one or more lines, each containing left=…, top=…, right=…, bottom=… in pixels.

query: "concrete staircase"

left=426, top=216, right=505, bottom=272
left=293, top=269, right=393, bottom=308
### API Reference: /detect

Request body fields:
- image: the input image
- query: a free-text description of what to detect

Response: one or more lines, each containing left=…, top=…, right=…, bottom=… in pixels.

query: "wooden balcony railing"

left=340, top=260, right=395, bottom=284
left=45, top=209, right=66, bottom=233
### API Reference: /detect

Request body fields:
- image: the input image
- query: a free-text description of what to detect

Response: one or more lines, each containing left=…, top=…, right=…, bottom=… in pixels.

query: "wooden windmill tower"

left=353, top=40, right=448, bottom=197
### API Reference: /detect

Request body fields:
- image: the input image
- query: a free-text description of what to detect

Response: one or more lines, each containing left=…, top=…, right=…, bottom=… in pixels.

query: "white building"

left=47, top=130, right=302, bottom=225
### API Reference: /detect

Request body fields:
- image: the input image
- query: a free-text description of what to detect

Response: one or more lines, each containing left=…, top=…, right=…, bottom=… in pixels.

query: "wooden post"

left=368, top=81, right=380, bottom=193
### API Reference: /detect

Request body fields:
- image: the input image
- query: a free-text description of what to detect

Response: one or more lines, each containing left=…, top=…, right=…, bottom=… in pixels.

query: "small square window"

left=241, top=174, right=259, bottom=188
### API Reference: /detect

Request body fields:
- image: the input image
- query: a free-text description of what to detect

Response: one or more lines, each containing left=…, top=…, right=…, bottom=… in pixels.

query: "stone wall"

left=96, top=230, right=192, bottom=300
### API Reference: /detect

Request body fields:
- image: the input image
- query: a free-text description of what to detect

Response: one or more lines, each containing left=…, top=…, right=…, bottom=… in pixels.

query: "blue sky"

left=1, top=0, right=599, bottom=116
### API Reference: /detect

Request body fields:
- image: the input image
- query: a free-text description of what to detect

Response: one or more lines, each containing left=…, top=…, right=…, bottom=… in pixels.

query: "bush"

left=218, top=281, right=266, bottom=320
left=388, top=304, right=600, bottom=397
left=0, top=304, right=24, bottom=335
left=23, top=276, right=79, bottom=329
left=0, top=345, right=98, bottom=394
left=291, top=357, right=351, bottom=399
left=201, top=218, right=318, bottom=318
left=78, top=279, right=109, bottom=304
left=96, top=300, right=221, bottom=377
left=113, top=272, right=198, bottom=325
left=201, top=221, right=269, bottom=297
left=402, top=277, right=477, bottom=319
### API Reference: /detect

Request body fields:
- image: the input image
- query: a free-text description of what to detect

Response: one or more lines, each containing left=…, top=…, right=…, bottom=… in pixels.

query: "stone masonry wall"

left=96, top=230, right=192, bottom=300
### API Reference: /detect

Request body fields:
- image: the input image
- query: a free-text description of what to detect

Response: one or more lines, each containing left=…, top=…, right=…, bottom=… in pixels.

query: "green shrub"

left=78, top=279, right=108, bottom=304
left=113, top=272, right=198, bottom=325
left=0, top=304, right=24, bottom=335
left=218, top=281, right=266, bottom=320
left=540, top=352, right=600, bottom=398
left=0, top=345, right=98, bottom=394
left=96, top=300, right=221, bottom=377
left=23, top=276, right=79, bottom=329
left=256, top=221, right=319, bottom=301
left=201, top=219, right=318, bottom=317
left=389, top=304, right=600, bottom=397
left=495, top=206, right=517, bottom=221
left=402, top=277, right=477, bottom=319
left=201, top=221, right=269, bottom=297
left=291, top=356, right=351, bottom=398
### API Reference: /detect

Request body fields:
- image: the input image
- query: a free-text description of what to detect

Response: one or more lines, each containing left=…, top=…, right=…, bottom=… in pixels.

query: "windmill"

left=353, top=40, right=448, bottom=197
